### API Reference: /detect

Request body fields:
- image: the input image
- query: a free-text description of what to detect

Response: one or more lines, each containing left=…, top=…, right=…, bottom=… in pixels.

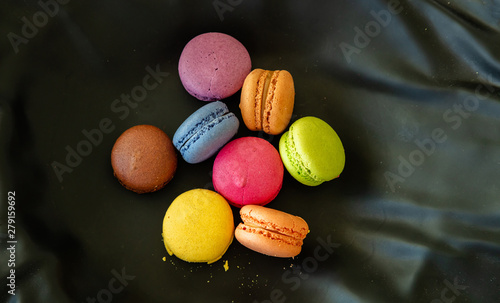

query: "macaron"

left=162, top=189, right=234, bottom=264
left=178, top=32, right=251, bottom=101
left=235, top=205, right=309, bottom=258
left=240, top=69, right=295, bottom=135
left=111, top=125, right=177, bottom=193
left=279, top=116, right=345, bottom=186
left=173, top=101, right=239, bottom=164
left=212, top=137, right=283, bottom=208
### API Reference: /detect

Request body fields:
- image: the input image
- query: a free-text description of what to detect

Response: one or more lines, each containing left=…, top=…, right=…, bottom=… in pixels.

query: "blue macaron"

left=173, top=101, right=239, bottom=164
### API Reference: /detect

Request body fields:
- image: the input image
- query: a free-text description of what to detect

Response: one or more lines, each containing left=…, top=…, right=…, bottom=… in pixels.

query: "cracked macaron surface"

left=178, top=32, right=251, bottom=101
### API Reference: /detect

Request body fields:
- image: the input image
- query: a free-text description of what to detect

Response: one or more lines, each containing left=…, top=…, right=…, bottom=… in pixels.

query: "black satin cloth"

left=1, top=1, right=500, bottom=302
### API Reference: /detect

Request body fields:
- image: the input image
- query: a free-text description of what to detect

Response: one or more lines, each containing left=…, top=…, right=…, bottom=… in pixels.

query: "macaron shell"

left=111, top=125, right=177, bottom=193
left=279, top=132, right=321, bottom=186
left=178, top=32, right=251, bottom=101
left=239, top=205, right=309, bottom=240
left=162, top=189, right=234, bottom=264
left=280, top=117, right=345, bottom=186
left=180, top=114, right=239, bottom=163
left=173, top=101, right=239, bottom=164
left=235, top=223, right=302, bottom=258
left=240, top=69, right=295, bottom=135
left=212, top=137, right=283, bottom=207
left=173, top=101, right=230, bottom=149
left=240, top=69, right=265, bottom=131
left=263, top=70, right=294, bottom=135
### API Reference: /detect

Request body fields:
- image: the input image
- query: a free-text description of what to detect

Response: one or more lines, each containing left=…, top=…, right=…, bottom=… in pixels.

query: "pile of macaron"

left=110, top=32, right=346, bottom=264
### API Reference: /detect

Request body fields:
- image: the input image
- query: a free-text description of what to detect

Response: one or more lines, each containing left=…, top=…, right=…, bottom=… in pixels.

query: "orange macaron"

left=240, top=69, right=295, bottom=135
left=234, top=205, right=309, bottom=258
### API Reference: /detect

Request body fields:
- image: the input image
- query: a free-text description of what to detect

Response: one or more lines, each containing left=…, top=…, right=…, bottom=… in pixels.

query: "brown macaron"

left=240, top=69, right=295, bottom=135
left=235, top=205, right=309, bottom=258
left=111, top=125, right=177, bottom=194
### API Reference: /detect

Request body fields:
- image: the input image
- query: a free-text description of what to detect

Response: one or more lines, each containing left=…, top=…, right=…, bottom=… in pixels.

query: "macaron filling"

left=240, top=212, right=307, bottom=240
left=255, top=70, right=280, bottom=133
left=237, top=224, right=303, bottom=247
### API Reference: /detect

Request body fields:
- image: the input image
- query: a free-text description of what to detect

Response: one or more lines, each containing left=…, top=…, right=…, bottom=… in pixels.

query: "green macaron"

left=279, top=116, right=345, bottom=186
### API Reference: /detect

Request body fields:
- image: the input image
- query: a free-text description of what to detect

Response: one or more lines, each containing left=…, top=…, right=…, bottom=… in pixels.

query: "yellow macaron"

left=162, top=189, right=234, bottom=264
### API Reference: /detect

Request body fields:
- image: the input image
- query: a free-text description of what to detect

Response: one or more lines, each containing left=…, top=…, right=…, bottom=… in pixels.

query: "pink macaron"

left=178, top=32, right=251, bottom=101
left=212, top=137, right=284, bottom=208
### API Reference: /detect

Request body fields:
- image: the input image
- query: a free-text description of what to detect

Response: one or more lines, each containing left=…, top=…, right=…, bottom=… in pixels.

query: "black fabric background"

left=1, top=1, right=499, bottom=302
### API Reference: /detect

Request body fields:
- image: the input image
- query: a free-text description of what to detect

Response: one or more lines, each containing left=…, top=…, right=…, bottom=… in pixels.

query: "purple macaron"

left=178, top=32, right=251, bottom=101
